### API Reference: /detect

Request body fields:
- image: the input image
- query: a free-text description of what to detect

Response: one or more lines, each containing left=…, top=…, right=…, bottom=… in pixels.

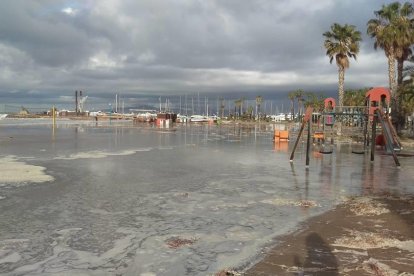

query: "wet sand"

left=242, top=196, right=414, bottom=275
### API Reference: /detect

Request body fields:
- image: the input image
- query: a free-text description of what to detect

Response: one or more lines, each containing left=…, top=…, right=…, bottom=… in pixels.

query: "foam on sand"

left=333, top=230, right=414, bottom=252
left=0, top=156, right=54, bottom=184
left=363, top=258, right=402, bottom=276
left=348, top=197, right=390, bottom=216
left=261, top=198, right=320, bottom=208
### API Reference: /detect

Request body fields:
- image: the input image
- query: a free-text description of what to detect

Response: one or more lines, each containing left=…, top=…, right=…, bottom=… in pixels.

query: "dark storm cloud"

left=0, top=0, right=399, bottom=108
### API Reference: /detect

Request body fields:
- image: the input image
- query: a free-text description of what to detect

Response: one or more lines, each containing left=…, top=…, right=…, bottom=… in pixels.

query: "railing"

left=324, top=106, right=368, bottom=127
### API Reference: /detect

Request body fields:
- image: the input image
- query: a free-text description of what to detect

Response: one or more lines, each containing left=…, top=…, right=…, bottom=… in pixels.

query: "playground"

left=274, top=87, right=411, bottom=167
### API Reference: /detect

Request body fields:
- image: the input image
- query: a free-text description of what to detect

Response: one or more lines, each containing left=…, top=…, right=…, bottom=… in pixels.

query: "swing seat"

left=313, top=132, right=324, bottom=140
left=319, top=145, right=333, bottom=154
left=325, top=115, right=334, bottom=126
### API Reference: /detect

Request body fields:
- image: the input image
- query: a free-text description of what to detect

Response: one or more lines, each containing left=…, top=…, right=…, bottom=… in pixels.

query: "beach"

left=0, top=119, right=414, bottom=275
left=243, top=195, right=414, bottom=275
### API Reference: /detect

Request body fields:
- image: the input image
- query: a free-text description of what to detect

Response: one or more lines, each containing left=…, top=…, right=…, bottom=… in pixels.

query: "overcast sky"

left=0, top=0, right=400, bottom=110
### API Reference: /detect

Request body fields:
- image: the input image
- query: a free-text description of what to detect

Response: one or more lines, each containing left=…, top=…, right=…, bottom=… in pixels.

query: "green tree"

left=343, top=88, right=369, bottom=106
left=324, top=23, right=362, bottom=108
left=304, top=92, right=325, bottom=112
left=400, top=71, right=414, bottom=112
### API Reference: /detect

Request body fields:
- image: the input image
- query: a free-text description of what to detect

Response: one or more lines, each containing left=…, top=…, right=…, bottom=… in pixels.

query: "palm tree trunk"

left=336, top=67, right=346, bottom=135
left=397, top=57, right=404, bottom=86
left=396, top=56, right=406, bottom=132
left=387, top=53, right=401, bottom=132
left=338, top=67, right=345, bottom=108
left=387, top=50, right=397, bottom=99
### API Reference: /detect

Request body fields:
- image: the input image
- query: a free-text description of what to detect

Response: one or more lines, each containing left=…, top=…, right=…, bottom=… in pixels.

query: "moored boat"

left=189, top=115, right=209, bottom=122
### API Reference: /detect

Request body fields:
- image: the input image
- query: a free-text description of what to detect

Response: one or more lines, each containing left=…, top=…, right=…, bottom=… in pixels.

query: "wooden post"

left=290, top=107, right=313, bottom=162
left=306, top=119, right=311, bottom=167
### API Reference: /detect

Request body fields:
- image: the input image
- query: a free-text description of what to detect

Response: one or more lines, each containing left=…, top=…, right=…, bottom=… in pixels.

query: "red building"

left=324, top=98, right=336, bottom=111
left=365, top=87, right=390, bottom=119
left=323, top=98, right=336, bottom=126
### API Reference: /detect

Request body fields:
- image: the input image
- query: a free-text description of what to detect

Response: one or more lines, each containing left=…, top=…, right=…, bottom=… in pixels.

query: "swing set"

left=289, top=87, right=403, bottom=167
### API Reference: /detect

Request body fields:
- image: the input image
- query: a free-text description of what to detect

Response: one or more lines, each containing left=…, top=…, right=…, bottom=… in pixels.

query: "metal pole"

left=306, top=119, right=311, bottom=167
left=363, top=114, right=369, bottom=147
left=52, top=106, right=56, bottom=125
left=371, top=115, right=377, bottom=162
left=75, top=91, right=78, bottom=115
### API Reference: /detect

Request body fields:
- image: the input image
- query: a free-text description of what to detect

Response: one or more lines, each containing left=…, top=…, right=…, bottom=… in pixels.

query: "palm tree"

left=240, top=97, right=245, bottom=115
left=288, top=91, right=296, bottom=120
left=402, top=72, right=414, bottom=99
left=234, top=99, right=242, bottom=118
left=255, top=96, right=263, bottom=119
left=247, top=105, right=254, bottom=120
left=219, top=97, right=225, bottom=118
left=368, top=2, right=414, bottom=132
left=294, top=89, right=304, bottom=120
left=367, top=5, right=397, bottom=98
left=392, top=2, right=414, bottom=86
left=400, top=74, right=414, bottom=125
left=304, top=92, right=325, bottom=112
left=398, top=48, right=413, bottom=85
left=324, top=23, right=362, bottom=108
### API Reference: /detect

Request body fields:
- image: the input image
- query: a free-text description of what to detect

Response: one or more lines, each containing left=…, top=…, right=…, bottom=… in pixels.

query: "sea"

left=0, top=118, right=413, bottom=275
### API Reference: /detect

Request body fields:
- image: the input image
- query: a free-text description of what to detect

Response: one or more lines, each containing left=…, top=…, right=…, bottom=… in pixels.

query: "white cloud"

left=61, top=7, right=78, bottom=16
left=0, top=0, right=400, bottom=107
left=88, top=51, right=119, bottom=69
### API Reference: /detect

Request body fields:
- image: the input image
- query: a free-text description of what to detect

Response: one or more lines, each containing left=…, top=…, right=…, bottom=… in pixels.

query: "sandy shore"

left=235, top=196, right=414, bottom=275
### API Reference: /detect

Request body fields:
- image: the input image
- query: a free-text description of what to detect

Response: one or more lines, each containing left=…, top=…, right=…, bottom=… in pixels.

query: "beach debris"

left=333, top=230, right=414, bottom=252
left=334, top=231, right=392, bottom=249
left=298, top=200, right=318, bottom=208
left=214, top=269, right=241, bottom=276
left=348, top=198, right=390, bottom=216
left=174, top=192, right=189, bottom=198
left=261, top=198, right=320, bottom=208
left=165, top=236, right=197, bottom=249
left=363, top=258, right=400, bottom=276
